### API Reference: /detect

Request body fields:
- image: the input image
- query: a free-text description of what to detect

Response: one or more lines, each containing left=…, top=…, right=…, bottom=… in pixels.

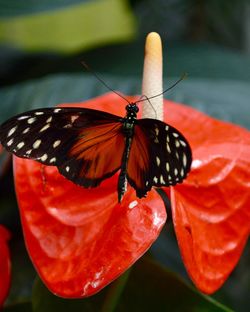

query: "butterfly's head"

left=125, top=103, right=139, bottom=114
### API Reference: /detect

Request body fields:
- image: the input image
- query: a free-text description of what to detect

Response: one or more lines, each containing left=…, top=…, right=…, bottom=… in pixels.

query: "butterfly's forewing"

left=127, top=119, right=192, bottom=198
left=0, top=107, right=124, bottom=187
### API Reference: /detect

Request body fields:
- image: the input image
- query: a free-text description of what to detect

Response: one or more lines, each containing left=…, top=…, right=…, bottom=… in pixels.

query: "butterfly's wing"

left=0, top=107, right=125, bottom=187
left=127, top=118, right=192, bottom=198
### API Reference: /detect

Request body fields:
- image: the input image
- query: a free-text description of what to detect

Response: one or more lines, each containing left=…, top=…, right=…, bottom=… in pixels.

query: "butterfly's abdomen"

left=118, top=104, right=139, bottom=201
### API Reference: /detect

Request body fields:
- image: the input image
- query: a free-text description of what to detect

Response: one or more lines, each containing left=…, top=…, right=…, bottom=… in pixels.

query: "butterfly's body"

left=118, top=103, right=138, bottom=201
left=0, top=103, right=192, bottom=202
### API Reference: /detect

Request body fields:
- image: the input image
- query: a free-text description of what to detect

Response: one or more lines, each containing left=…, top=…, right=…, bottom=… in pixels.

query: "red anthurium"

left=0, top=225, right=11, bottom=307
left=13, top=93, right=166, bottom=298
left=13, top=93, right=250, bottom=297
left=164, top=102, right=250, bottom=294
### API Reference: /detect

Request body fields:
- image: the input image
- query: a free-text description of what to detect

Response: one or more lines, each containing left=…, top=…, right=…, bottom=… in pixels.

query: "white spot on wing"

left=8, top=126, right=17, bottom=137
left=17, top=142, right=25, bottom=149
left=40, top=124, right=50, bottom=132
left=71, top=115, right=79, bottom=123
left=50, top=157, right=56, bottom=163
left=174, top=168, right=178, bottom=176
left=35, top=112, right=44, bottom=115
left=46, top=116, right=52, bottom=123
left=53, top=140, right=61, bottom=148
left=155, top=127, right=159, bottom=136
left=183, top=153, right=187, bottom=167
left=27, top=117, right=36, bottom=124
left=165, top=126, right=169, bottom=131
left=7, top=138, right=14, bottom=146
left=173, top=133, right=179, bottom=137
left=160, top=175, right=166, bottom=184
left=18, top=116, right=29, bottom=120
left=166, top=143, right=171, bottom=153
left=40, top=154, right=48, bottom=161
left=26, top=150, right=32, bottom=155
left=156, top=156, right=160, bottom=166
left=180, top=140, right=187, bottom=147
left=180, top=168, right=184, bottom=177
left=33, top=139, right=41, bottom=149
left=54, top=108, right=61, bottom=113
left=22, top=127, right=30, bottom=134
left=63, top=124, right=72, bottom=129
left=66, top=166, right=70, bottom=172
left=153, top=176, right=158, bottom=183
left=175, top=140, right=180, bottom=148
left=166, top=162, right=170, bottom=172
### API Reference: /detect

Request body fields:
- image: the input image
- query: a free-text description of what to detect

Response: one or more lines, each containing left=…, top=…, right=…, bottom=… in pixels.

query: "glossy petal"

left=164, top=101, right=250, bottom=294
left=0, top=225, right=11, bottom=306
left=13, top=94, right=166, bottom=298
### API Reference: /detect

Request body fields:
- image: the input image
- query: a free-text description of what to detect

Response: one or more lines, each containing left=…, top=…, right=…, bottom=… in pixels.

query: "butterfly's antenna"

left=138, top=95, right=157, bottom=118
left=81, top=61, right=130, bottom=104
left=135, top=72, right=187, bottom=104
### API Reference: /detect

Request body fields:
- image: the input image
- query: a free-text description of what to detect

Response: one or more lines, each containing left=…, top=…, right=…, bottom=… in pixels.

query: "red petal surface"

left=0, top=225, right=11, bottom=307
left=13, top=94, right=166, bottom=298
left=164, top=101, right=250, bottom=294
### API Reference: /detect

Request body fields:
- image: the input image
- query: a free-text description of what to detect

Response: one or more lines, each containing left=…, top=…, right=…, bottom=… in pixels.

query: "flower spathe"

left=13, top=93, right=250, bottom=297
left=0, top=225, right=11, bottom=306
left=166, top=102, right=250, bottom=293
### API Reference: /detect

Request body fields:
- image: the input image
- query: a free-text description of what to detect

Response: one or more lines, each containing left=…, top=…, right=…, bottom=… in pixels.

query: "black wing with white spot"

left=0, top=107, right=125, bottom=187
left=127, top=118, right=192, bottom=198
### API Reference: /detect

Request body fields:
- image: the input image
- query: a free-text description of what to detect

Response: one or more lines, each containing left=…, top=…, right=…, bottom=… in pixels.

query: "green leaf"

left=117, top=258, right=232, bottom=312
left=0, top=0, right=136, bottom=53
left=32, top=258, right=231, bottom=312
left=32, top=277, right=107, bottom=312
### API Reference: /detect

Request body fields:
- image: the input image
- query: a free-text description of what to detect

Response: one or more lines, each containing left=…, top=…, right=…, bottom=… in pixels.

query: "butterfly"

left=0, top=102, right=192, bottom=202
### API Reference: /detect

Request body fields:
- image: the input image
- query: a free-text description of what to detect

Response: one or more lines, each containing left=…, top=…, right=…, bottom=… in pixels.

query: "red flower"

left=13, top=93, right=250, bottom=297
left=0, top=225, right=11, bottom=307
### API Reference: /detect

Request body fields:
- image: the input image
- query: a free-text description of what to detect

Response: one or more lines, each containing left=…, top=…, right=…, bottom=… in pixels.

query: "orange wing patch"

left=69, top=123, right=125, bottom=180
left=127, top=125, right=150, bottom=190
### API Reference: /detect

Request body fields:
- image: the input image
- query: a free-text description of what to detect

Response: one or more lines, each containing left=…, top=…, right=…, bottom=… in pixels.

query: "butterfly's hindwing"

left=127, top=118, right=192, bottom=198
left=59, top=121, right=125, bottom=187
